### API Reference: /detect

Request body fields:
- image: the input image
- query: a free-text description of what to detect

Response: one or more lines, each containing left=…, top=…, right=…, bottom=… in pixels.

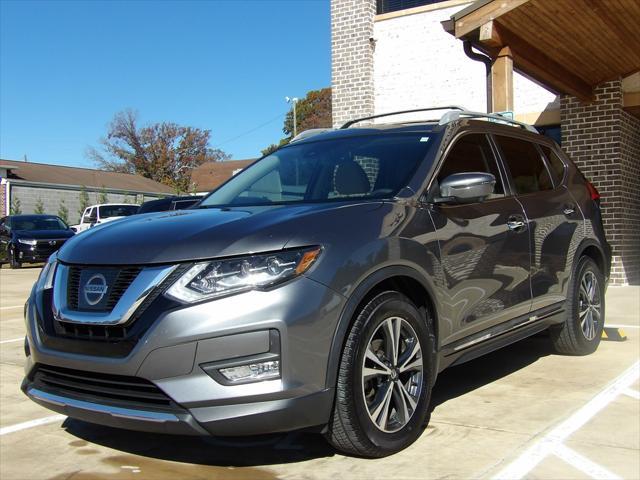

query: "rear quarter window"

left=494, top=135, right=553, bottom=194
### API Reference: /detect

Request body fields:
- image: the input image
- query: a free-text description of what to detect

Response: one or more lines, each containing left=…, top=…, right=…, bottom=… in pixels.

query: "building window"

left=377, top=0, right=447, bottom=15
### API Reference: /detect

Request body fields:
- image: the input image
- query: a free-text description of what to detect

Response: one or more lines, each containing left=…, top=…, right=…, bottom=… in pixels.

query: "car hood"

left=14, top=229, right=74, bottom=240
left=57, top=202, right=383, bottom=265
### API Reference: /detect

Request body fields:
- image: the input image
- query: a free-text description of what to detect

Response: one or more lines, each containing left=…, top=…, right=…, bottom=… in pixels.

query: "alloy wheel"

left=361, top=316, right=423, bottom=433
left=578, top=270, right=601, bottom=341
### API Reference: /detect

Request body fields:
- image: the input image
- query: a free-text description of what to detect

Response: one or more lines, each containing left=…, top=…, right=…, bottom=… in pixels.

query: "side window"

left=494, top=135, right=553, bottom=194
left=437, top=133, right=505, bottom=197
left=539, top=145, right=566, bottom=185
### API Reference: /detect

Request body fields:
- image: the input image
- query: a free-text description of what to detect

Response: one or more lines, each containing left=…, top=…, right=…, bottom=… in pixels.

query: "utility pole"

left=285, top=96, right=299, bottom=137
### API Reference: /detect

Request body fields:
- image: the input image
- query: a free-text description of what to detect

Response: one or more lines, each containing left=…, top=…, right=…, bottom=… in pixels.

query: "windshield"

left=12, top=216, right=68, bottom=231
left=98, top=205, right=139, bottom=218
left=199, top=133, right=434, bottom=207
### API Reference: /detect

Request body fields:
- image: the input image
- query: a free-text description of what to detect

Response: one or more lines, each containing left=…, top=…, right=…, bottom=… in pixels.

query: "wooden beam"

left=492, top=46, right=514, bottom=112
left=484, top=23, right=594, bottom=101
left=454, top=0, right=529, bottom=38
left=479, top=20, right=503, bottom=49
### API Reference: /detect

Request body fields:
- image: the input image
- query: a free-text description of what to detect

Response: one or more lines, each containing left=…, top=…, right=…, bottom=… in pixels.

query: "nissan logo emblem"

left=83, top=274, right=109, bottom=306
left=48, top=240, right=57, bottom=246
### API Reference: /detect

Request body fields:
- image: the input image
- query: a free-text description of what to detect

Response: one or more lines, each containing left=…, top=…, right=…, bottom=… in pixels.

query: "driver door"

left=429, top=133, right=532, bottom=346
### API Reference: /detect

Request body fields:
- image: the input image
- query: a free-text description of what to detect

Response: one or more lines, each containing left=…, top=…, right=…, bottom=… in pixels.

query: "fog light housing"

left=219, top=360, right=280, bottom=383
left=200, top=329, right=281, bottom=385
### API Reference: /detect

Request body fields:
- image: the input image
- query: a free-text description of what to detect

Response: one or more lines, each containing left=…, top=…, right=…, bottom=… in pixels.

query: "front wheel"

left=550, top=256, right=604, bottom=355
left=9, top=247, right=21, bottom=269
left=326, top=291, right=434, bottom=457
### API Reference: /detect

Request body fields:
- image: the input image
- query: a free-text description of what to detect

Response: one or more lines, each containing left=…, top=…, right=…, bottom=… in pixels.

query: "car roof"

left=8, top=214, right=60, bottom=218
left=89, top=203, right=139, bottom=208
left=287, top=118, right=546, bottom=148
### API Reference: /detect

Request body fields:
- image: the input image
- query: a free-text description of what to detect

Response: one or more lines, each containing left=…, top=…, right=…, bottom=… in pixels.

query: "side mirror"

left=69, top=226, right=77, bottom=233
left=436, top=172, right=496, bottom=204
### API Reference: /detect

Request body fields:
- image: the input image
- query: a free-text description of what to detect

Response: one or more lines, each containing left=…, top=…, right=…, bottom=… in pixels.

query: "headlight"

left=165, top=246, right=321, bottom=303
left=18, top=238, right=37, bottom=246
left=36, top=254, right=57, bottom=292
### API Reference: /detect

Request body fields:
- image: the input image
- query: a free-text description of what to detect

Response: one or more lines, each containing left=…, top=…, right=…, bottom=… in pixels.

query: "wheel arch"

left=575, top=238, right=610, bottom=282
left=325, top=265, right=440, bottom=390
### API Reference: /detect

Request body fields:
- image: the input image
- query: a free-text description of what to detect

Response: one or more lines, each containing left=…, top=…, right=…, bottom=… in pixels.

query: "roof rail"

left=439, top=110, right=538, bottom=133
left=340, top=106, right=466, bottom=129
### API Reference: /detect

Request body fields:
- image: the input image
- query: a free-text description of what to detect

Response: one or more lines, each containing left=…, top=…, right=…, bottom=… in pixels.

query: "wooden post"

left=491, top=46, right=514, bottom=112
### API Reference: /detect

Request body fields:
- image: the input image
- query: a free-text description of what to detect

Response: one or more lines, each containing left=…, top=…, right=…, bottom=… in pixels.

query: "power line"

left=213, top=111, right=287, bottom=149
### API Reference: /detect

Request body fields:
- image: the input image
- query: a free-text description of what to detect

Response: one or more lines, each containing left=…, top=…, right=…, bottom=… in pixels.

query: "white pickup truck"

left=72, top=203, right=140, bottom=233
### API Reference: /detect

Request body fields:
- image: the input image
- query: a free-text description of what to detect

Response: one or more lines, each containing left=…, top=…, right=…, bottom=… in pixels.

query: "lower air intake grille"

left=32, top=364, right=173, bottom=409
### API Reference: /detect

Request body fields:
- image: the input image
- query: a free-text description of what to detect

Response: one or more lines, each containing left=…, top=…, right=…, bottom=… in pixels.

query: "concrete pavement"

left=0, top=267, right=638, bottom=479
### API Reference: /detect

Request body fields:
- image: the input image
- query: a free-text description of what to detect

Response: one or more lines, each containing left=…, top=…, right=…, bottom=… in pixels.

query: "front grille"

left=67, top=266, right=142, bottom=311
left=35, top=240, right=65, bottom=256
left=32, top=364, right=173, bottom=409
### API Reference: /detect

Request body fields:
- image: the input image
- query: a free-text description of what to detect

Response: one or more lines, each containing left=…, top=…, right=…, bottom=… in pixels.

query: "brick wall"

left=332, top=0, right=558, bottom=126
left=561, top=80, right=640, bottom=285
left=331, top=0, right=376, bottom=127
left=0, top=181, right=6, bottom=216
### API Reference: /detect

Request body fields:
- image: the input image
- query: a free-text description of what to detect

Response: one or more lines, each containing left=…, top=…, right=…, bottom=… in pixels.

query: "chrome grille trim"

left=52, top=264, right=178, bottom=325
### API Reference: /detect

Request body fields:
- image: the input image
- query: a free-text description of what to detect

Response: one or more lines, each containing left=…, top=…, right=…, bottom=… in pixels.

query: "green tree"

left=78, top=185, right=90, bottom=218
left=34, top=197, right=45, bottom=214
left=261, top=138, right=290, bottom=157
left=10, top=198, right=21, bottom=215
left=261, top=88, right=332, bottom=155
left=283, top=88, right=332, bottom=137
left=57, top=199, right=69, bottom=223
left=98, top=186, right=109, bottom=204
left=88, top=109, right=229, bottom=193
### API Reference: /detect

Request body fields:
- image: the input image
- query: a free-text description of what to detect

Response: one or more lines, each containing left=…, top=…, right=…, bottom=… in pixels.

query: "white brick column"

left=331, top=0, right=376, bottom=128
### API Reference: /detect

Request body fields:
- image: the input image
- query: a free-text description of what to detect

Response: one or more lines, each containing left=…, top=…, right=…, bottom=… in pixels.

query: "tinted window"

left=495, top=136, right=553, bottom=194
left=98, top=205, right=139, bottom=218
left=540, top=145, right=566, bottom=185
left=437, top=134, right=504, bottom=197
left=172, top=199, right=199, bottom=210
left=200, top=134, right=434, bottom=207
left=12, top=216, right=67, bottom=231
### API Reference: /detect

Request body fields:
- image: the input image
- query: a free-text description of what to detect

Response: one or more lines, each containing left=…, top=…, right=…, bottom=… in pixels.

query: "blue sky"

left=0, top=0, right=330, bottom=167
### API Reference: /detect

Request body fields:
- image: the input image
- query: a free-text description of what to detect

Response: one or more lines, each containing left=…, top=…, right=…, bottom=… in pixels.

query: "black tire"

left=9, top=247, right=21, bottom=269
left=550, top=256, right=604, bottom=355
left=326, top=291, right=435, bottom=457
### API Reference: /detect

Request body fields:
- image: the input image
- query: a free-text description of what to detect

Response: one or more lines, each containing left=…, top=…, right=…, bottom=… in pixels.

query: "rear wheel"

left=550, top=256, right=604, bottom=355
left=326, top=291, right=434, bottom=457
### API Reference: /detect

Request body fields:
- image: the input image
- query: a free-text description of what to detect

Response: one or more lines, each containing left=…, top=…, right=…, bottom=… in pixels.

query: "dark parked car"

left=137, top=195, right=204, bottom=214
left=22, top=107, right=610, bottom=457
left=0, top=214, right=74, bottom=268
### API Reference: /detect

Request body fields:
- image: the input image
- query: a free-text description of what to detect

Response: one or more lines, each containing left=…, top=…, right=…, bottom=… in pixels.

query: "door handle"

left=507, top=216, right=526, bottom=232
left=563, top=204, right=575, bottom=215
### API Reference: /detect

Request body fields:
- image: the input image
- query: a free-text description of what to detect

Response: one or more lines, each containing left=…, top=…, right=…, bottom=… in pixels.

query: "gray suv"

left=22, top=107, right=611, bottom=457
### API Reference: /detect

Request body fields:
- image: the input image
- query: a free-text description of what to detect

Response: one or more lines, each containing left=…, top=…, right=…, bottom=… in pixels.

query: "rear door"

left=493, top=134, right=581, bottom=311
left=429, top=132, right=532, bottom=345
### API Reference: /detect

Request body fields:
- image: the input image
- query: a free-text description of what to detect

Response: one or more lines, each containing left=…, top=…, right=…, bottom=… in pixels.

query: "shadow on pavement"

left=63, top=334, right=553, bottom=467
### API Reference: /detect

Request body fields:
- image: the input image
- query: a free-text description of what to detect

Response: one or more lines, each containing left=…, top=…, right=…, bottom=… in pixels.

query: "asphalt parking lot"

left=1, top=267, right=638, bottom=480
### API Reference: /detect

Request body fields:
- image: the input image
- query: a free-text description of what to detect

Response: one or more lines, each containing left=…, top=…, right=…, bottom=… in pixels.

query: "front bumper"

left=23, top=276, right=344, bottom=436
